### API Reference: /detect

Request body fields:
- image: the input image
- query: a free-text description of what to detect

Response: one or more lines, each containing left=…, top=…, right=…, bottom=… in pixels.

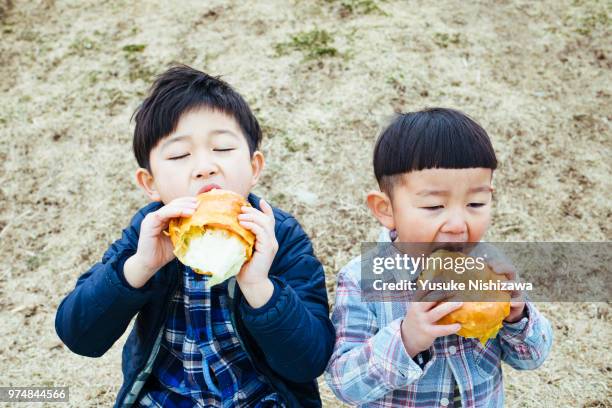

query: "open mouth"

left=198, top=184, right=222, bottom=195
left=432, top=242, right=467, bottom=252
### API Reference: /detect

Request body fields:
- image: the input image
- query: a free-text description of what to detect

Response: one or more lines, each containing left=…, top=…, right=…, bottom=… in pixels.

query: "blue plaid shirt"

left=138, top=265, right=283, bottom=407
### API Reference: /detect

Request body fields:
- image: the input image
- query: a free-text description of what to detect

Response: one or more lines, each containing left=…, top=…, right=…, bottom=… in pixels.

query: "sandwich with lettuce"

left=166, top=189, right=255, bottom=287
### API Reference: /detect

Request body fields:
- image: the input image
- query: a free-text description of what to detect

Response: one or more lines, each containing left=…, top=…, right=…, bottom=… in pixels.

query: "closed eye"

left=213, top=148, right=235, bottom=152
left=422, top=206, right=443, bottom=211
left=468, top=203, right=485, bottom=208
left=168, top=154, right=189, bottom=160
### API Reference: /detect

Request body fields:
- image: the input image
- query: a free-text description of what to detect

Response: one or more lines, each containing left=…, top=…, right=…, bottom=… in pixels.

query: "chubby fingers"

left=238, top=203, right=277, bottom=250
left=429, top=323, right=462, bottom=338
left=153, top=199, right=198, bottom=222
left=412, top=290, right=457, bottom=314
left=420, top=289, right=457, bottom=304
left=488, top=260, right=518, bottom=282
left=237, top=219, right=265, bottom=237
left=427, top=301, right=463, bottom=323
left=507, top=288, right=525, bottom=302
left=259, top=198, right=274, bottom=217
left=169, top=196, right=199, bottom=204
left=238, top=209, right=274, bottom=229
left=510, top=299, right=526, bottom=309
left=239, top=201, right=275, bottom=228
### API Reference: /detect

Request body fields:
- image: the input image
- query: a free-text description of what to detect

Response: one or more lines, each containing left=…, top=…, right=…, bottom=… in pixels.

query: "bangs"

left=374, top=108, right=497, bottom=191
left=132, top=65, right=261, bottom=171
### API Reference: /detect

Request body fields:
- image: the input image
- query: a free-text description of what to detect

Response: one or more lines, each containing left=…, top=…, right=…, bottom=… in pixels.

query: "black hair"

left=132, top=64, right=262, bottom=171
left=373, top=107, right=497, bottom=194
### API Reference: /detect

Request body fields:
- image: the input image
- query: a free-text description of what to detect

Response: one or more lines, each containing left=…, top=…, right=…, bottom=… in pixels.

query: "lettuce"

left=174, top=227, right=248, bottom=287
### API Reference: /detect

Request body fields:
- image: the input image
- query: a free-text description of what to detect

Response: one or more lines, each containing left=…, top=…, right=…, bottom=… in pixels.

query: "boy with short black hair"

left=56, top=65, right=334, bottom=407
left=325, top=108, right=552, bottom=407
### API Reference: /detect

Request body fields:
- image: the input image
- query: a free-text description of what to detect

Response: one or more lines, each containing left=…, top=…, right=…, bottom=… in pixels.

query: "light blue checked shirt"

left=325, top=230, right=553, bottom=408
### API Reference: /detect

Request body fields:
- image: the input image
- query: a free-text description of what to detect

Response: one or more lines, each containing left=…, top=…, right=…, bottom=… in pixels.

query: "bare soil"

left=0, top=0, right=610, bottom=406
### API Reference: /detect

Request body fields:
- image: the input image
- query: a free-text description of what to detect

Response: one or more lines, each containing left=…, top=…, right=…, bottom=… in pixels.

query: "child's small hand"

left=401, top=288, right=463, bottom=358
left=131, top=197, right=198, bottom=279
left=235, top=199, right=278, bottom=307
left=489, top=260, right=526, bottom=323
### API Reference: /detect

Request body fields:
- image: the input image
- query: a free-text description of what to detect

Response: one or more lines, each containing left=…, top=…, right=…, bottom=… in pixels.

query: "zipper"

left=119, top=262, right=180, bottom=407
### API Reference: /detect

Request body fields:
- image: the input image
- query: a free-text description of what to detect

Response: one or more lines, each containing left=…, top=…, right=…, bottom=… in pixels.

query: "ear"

left=135, top=168, right=162, bottom=202
left=366, top=190, right=395, bottom=230
left=249, top=151, right=265, bottom=188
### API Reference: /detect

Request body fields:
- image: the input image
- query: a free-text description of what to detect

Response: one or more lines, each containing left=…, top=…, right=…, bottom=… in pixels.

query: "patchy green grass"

left=433, top=32, right=462, bottom=48
left=122, top=43, right=146, bottom=53
left=275, top=29, right=339, bottom=60
left=563, top=0, right=611, bottom=36
left=283, top=135, right=309, bottom=153
left=329, top=0, right=385, bottom=17
left=576, top=9, right=610, bottom=35
left=69, top=36, right=99, bottom=55
left=26, top=253, right=49, bottom=270
left=121, top=44, right=155, bottom=83
left=385, top=71, right=406, bottom=88
left=103, top=87, right=129, bottom=115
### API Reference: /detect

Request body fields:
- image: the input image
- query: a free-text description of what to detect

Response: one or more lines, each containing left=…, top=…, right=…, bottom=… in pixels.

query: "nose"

left=440, top=209, right=468, bottom=237
left=192, top=153, right=218, bottom=179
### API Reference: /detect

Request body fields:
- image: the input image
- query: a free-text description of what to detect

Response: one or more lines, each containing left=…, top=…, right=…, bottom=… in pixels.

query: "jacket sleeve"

left=54, top=208, right=158, bottom=357
left=238, top=216, right=335, bottom=383
left=498, top=301, right=553, bottom=370
left=324, top=261, right=431, bottom=405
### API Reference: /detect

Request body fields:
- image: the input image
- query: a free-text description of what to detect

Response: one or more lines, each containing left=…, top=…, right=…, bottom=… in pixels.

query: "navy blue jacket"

left=55, top=194, right=335, bottom=407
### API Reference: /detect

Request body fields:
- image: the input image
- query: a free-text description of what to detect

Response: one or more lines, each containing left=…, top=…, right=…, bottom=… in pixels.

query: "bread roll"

left=167, top=189, right=255, bottom=286
left=420, top=250, right=511, bottom=344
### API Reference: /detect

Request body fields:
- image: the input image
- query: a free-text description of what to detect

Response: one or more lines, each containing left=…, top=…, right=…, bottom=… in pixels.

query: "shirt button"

left=440, top=397, right=450, bottom=406
left=448, top=346, right=457, bottom=355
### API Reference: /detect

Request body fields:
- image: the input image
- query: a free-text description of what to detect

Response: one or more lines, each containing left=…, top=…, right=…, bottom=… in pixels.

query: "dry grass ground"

left=0, top=0, right=610, bottom=407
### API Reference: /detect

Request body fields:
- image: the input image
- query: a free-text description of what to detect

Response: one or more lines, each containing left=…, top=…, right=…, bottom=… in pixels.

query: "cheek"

left=395, top=211, right=439, bottom=241
left=234, top=155, right=253, bottom=182
left=468, top=211, right=492, bottom=240
left=155, top=164, right=191, bottom=199
left=226, top=160, right=253, bottom=183
left=221, top=156, right=256, bottom=196
left=159, top=165, right=185, bottom=184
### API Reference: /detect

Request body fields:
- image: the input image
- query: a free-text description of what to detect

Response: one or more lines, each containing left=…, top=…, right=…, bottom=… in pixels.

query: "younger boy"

left=55, top=65, right=334, bottom=407
left=325, top=108, right=552, bottom=407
